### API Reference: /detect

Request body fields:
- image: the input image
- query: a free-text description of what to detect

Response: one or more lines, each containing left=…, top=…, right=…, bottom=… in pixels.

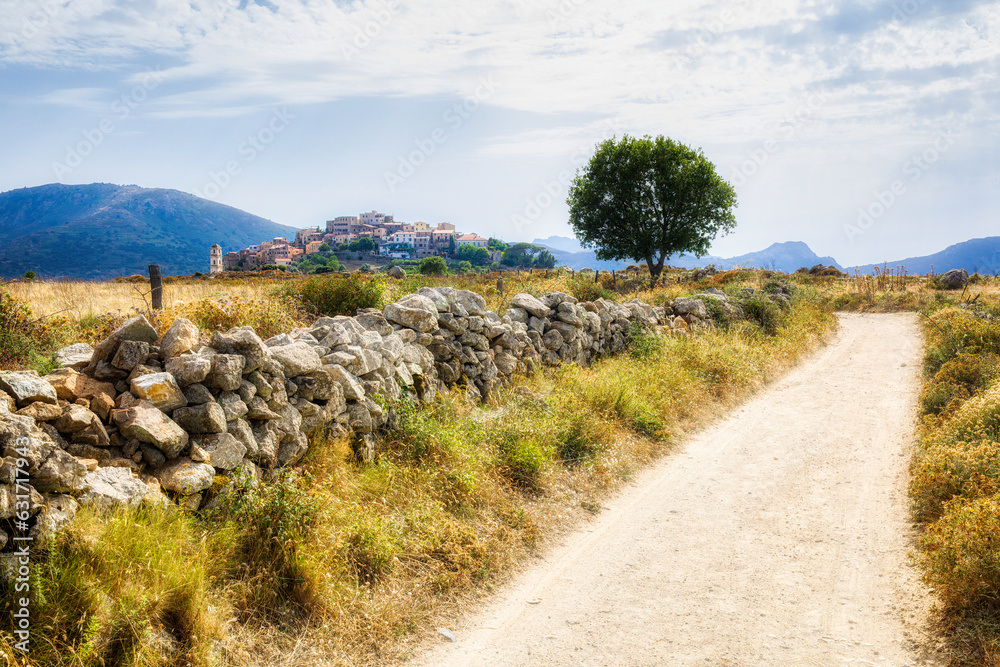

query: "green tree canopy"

left=501, top=242, right=550, bottom=268
left=488, top=237, right=508, bottom=251
left=567, top=134, right=737, bottom=278
left=456, top=243, right=491, bottom=266
left=420, top=256, right=447, bottom=275
left=348, top=236, right=377, bottom=252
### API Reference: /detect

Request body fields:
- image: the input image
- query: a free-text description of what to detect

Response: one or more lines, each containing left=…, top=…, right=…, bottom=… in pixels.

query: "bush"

left=420, top=256, right=448, bottom=275
left=0, top=289, right=62, bottom=371
left=216, top=470, right=324, bottom=621
left=568, top=275, right=615, bottom=302
left=627, top=322, right=664, bottom=360
left=920, top=494, right=1000, bottom=612
left=279, top=272, right=385, bottom=317
left=735, top=293, right=784, bottom=335
left=494, top=429, right=549, bottom=492
left=168, top=294, right=303, bottom=339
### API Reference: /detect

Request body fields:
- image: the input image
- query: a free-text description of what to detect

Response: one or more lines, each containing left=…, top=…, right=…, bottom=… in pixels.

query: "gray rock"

left=156, top=458, right=216, bottom=495
left=159, top=317, right=200, bottom=358
left=347, top=403, right=373, bottom=433
left=112, top=340, right=150, bottom=371
left=673, top=297, right=708, bottom=319
left=269, top=342, right=322, bottom=377
left=327, top=365, right=366, bottom=401
left=165, top=354, right=212, bottom=386
left=110, top=315, right=159, bottom=344
left=34, top=448, right=88, bottom=493
left=79, top=467, right=149, bottom=510
left=226, top=418, right=257, bottom=457
left=29, top=494, right=78, bottom=540
left=130, top=372, right=188, bottom=412
left=0, top=371, right=57, bottom=407
left=387, top=265, right=406, bottom=279
left=247, top=396, right=282, bottom=420
left=210, top=327, right=271, bottom=372
left=55, top=343, right=94, bottom=370
left=941, top=268, right=970, bottom=289
left=383, top=294, right=439, bottom=332
left=172, top=402, right=227, bottom=434
left=205, top=354, right=245, bottom=391
left=511, top=293, right=550, bottom=318
left=217, top=392, right=248, bottom=421
left=183, top=383, right=215, bottom=405
left=114, top=401, right=189, bottom=459
left=194, top=433, right=246, bottom=470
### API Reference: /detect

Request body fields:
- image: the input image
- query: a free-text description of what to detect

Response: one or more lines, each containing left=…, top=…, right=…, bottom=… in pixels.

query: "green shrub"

left=0, top=289, right=63, bottom=371
left=568, top=275, right=615, bottom=302
left=420, top=256, right=448, bottom=276
left=216, top=469, right=323, bottom=622
left=494, top=429, right=549, bottom=492
left=346, top=514, right=400, bottom=582
left=279, top=272, right=385, bottom=317
left=556, top=414, right=603, bottom=464
left=735, top=292, right=784, bottom=335
left=627, top=322, right=664, bottom=360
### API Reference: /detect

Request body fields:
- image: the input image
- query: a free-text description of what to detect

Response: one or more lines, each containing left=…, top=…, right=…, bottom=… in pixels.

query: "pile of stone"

left=0, top=288, right=714, bottom=546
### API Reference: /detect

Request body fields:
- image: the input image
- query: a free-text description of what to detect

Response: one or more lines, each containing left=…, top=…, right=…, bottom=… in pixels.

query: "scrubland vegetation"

left=5, top=266, right=1000, bottom=665
left=0, top=267, right=832, bottom=666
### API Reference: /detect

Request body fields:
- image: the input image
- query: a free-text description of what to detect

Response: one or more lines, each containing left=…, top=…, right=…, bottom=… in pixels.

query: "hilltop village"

left=210, top=210, right=518, bottom=273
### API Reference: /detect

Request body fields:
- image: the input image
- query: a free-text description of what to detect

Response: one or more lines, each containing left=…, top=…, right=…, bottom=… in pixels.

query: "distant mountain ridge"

left=850, top=237, right=1000, bottom=276
left=533, top=239, right=842, bottom=274
left=0, top=183, right=296, bottom=279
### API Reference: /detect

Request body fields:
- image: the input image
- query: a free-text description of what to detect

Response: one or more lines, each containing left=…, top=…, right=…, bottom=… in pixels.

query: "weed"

left=277, top=272, right=385, bottom=318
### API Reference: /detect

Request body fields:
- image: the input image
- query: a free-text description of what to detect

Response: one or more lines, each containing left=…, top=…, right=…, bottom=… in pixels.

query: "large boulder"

left=941, top=268, right=970, bottom=289
left=192, top=433, right=246, bottom=470
left=34, top=449, right=88, bottom=494
left=210, top=327, right=271, bottom=372
left=387, top=265, right=406, bottom=279
left=205, top=354, right=245, bottom=392
left=55, top=343, right=94, bottom=370
left=165, top=354, right=212, bottom=387
left=130, top=373, right=187, bottom=412
left=0, top=371, right=57, bottom=407
left=54, top=404, right=97, bottom=434
left=511, top=293, right=550, bottom=318
left=111, top=340, right=150, bottom=372
left=159, top=318, right=200, bottom=358
left=156, top=459, right=215, bottom=495
left=79, top=467, right=150, bottom=510
left=114, top=401, right=189, bottom=458
left=269, top=342, right=322, bottom=377
left=172, top=402, right=227, bottom=434
left=383, top=294, right=439, bottom=332
left=673, top=298, right=708, bottom=319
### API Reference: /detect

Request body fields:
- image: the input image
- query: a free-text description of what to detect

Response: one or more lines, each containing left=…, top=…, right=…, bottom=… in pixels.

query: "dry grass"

left=4, top=279, right=278, bottom=320
left=1, top=273, right=836, bottom=667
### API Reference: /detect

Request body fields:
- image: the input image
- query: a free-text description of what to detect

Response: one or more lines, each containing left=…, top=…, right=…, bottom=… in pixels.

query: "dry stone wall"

left=0, top=288, right=714, bottom=547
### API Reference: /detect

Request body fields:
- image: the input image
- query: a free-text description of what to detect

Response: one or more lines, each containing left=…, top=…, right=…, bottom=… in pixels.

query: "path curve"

left=406, top=313, right=941, bottom=667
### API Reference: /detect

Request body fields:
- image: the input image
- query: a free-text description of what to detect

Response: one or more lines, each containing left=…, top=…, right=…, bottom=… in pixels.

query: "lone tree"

left=567, top=134, right=737, bottom=279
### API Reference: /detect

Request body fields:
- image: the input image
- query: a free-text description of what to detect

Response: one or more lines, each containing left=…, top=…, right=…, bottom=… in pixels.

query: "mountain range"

left=0, top=183, right=295, bottom=279
left=532, top=237, right=843, bottom=274
left=0, top=183, right=993, bottom=279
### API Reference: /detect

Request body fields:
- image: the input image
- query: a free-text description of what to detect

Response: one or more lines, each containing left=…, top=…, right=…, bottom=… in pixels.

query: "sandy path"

left=407, top=313, right=941, bottom=667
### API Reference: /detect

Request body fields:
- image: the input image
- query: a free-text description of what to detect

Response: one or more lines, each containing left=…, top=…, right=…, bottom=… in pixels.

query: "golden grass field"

left=4, top=268, right=1000, bottom=666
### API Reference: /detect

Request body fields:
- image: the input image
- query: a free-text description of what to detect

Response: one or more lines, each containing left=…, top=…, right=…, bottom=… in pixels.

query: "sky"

left=0, top=0, right=997, bottom=267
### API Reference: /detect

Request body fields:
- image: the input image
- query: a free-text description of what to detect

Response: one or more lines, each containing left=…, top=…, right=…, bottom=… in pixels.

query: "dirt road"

left=408, top=314, right=941, bottom=667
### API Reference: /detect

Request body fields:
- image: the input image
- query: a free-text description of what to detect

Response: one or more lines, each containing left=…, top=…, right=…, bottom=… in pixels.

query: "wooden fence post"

left=148, top=265, right=163, bottom=310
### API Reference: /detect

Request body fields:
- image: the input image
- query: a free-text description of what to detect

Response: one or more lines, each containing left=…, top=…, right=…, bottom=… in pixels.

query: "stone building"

left=209, top=244, right=222, bottom=274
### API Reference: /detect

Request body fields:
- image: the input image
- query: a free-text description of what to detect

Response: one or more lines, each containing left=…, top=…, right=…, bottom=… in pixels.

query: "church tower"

left=210, top=244, right=223, bottom=274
